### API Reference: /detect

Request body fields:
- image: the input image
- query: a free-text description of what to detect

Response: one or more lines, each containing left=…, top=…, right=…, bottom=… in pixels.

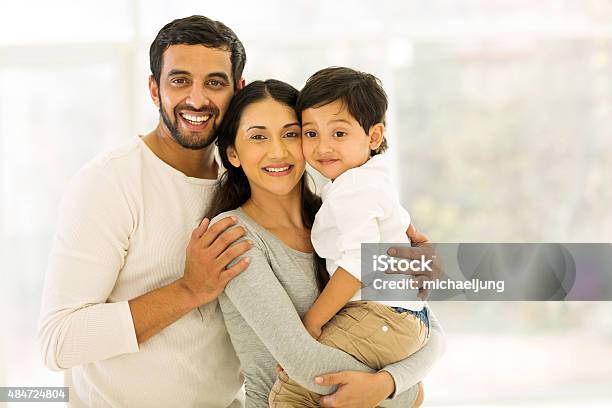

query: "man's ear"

left=226, top=146, right=241, bottom=168
left=368, top=123, right=385, bottom=151
left=235, top=77, right=246, bottom=94
left=149, top=75, right=160, bottom=108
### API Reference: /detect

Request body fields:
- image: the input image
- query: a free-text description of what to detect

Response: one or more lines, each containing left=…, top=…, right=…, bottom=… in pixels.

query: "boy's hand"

left=386, top=224, right=444, bottom=300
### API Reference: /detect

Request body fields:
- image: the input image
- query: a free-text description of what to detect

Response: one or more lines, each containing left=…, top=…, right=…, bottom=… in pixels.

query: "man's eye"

left=171, top=78, right=188, bottom=86
left=304, top=131, right=317, bottom=138
left=334, top=131, right=347, bottom=138
left=208, top=79, right=225, bottom=88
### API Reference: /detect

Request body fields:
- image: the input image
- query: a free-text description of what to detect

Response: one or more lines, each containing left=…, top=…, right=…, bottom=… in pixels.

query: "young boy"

left=268, top=67, right=431, bottom=407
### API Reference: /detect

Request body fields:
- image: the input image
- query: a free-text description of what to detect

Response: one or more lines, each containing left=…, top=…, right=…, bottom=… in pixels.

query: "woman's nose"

left=268, top=138, right=289, bottom=158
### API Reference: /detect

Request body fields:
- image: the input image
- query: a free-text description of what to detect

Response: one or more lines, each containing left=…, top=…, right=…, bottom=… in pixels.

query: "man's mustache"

left=174, top=104, right=219, bottom=117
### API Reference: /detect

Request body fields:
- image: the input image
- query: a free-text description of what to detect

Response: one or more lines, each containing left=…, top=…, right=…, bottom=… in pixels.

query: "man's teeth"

left=181, top=113, right=211, bottom=124
left=264, top=166, right=291, bottom=173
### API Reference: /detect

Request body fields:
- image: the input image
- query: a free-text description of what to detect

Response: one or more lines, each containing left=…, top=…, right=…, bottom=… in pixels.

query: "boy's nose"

left=315, top=138, right=333, bottom=154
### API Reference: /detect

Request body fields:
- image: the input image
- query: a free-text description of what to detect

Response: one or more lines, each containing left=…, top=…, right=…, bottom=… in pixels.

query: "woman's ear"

left=226, top=146, right=241, bottom=168
left=368, top=123, right=385, bottom=151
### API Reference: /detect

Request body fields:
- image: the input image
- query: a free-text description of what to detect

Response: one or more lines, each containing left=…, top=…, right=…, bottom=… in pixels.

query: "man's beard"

left=159, top=98, right=219, bottom=150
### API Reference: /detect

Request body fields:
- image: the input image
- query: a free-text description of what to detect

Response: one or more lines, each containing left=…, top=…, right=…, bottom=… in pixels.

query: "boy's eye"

left=334, top=131, right=347, bottom=138
left=304, top=131, right=317, bottom=138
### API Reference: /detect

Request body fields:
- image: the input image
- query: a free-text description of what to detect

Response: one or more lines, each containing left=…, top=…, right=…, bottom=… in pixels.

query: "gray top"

left=214, top=208, right=445, bottom=408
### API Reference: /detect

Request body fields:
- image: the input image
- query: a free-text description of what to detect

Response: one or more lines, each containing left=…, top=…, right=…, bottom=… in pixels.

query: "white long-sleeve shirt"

left=311, top=154, right=423, bottom=310
left=37, top=137, right=243, bottom=407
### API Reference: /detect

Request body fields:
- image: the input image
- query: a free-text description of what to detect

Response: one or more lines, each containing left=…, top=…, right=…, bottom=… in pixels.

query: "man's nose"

left=186, top=85, right=211, bottom=110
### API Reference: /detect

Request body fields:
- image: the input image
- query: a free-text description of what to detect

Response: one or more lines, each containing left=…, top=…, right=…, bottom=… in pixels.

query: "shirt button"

left=382, top=325, right=389, bottom=332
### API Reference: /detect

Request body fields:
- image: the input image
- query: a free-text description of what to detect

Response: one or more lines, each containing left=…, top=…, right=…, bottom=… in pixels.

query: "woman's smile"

left=262, top=163, right=295, bottom=176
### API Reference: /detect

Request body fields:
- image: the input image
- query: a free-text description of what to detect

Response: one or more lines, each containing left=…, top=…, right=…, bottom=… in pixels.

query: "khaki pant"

left=268, top=301, right=429, bottom=407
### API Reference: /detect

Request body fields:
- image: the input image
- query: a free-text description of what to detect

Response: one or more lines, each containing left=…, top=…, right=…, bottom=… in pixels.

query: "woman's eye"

left=334, top=131, right=347, bottom=138
left=285, top=132, right=299, bottom=138
left=250, top=134, right=266, bottom=140
left=304, top=131, right=317, bottom=138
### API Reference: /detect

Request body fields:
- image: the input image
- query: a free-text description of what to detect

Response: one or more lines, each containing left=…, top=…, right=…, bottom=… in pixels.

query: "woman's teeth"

left=264, top=166, right=291, bottom=173
left=180, top=113, right=211, bottom=125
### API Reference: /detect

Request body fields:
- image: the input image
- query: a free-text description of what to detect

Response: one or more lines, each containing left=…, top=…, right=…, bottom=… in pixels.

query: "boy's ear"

left=368, top=123, right=385, bottom=151
left=148, top=75, right=160, bottom=108
left=226, top=146, right=241, bottom=168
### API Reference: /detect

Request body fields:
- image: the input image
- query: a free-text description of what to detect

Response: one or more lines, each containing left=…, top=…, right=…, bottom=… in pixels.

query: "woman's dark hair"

left=150, top=15, right=246, bottom=89
left=206, top=79, right=329, bottom=292
left=296, top=66, right=388, bottom=155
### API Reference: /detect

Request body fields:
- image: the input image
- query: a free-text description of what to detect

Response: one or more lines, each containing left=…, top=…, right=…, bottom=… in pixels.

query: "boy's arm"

left=302, top=267, right=361, bottom=339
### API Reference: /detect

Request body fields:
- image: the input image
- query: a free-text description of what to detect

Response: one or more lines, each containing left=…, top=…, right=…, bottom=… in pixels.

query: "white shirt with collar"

left=311, top=153, right=424, bottom=311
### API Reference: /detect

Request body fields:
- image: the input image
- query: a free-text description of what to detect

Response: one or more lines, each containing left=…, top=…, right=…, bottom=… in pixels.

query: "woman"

left=206, top=79, right=444, bottom=407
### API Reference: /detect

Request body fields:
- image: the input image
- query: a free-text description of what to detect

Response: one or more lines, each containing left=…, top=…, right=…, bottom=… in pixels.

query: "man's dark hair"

left=296, top=66, right=389, bottom=155
left=150, top=15, right=246, bottom=89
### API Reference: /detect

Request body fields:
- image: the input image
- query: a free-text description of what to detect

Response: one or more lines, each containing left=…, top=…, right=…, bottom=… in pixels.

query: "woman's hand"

left=315, top=370, right=395, bottom=407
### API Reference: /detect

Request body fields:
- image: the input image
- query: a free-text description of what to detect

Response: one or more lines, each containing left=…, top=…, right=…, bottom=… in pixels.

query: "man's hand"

left=180, top=216, right=252, bottom=307
left=315, top=370, right=395, bottom=408
left=387, top=224, right=443, bottom=300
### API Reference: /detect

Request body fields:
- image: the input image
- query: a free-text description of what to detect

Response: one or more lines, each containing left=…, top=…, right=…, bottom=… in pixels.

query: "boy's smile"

left=301, top=99, right=382, bottom=180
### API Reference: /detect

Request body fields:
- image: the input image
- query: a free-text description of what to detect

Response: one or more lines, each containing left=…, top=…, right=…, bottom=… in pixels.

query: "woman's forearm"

left=382, top=308, right=446, bottom=397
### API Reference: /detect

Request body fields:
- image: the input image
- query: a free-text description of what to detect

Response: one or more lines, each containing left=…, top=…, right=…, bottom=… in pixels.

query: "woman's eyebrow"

left=246, top=125, right=266, bottom=131
left=283, top=122, right=300, bottom=129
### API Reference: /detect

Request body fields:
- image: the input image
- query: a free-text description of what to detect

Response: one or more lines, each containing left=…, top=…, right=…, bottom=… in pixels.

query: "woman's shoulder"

left=210, top=208, right=267, bottom=247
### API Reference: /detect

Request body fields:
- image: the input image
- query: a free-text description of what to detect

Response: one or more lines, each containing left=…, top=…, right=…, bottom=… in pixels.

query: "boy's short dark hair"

left=296, top=66, right=388, bottom=155
left=150, top=15, right=246, bottom=89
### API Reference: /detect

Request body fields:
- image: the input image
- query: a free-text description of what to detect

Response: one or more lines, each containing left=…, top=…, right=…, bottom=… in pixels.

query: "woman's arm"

left=222, top=240, right=372, bottom=395
left=222, top=228, right=444, bottom=404
left=382, top=308, right=446, bottom=397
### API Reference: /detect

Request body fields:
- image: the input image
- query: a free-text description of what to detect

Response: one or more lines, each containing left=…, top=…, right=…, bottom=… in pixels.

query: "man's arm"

left=37, top=167, right=249, bottom=370
left=129, top=217, right=251, bottom=344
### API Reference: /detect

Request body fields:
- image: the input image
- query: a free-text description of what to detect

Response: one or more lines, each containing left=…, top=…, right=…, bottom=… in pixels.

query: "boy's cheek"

left=301, top=145, right=314, bottom=163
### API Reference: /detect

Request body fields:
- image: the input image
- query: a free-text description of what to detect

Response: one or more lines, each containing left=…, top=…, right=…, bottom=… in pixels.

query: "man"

left=38, top=15, right=439, bottom=407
